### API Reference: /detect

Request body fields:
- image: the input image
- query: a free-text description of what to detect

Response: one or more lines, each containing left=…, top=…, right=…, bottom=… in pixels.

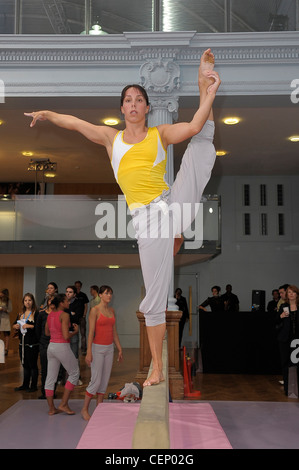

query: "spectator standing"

left=75, top=281, right=89, bottom=355
left=199, top=286, right=225, bottom=312
left=175, top=288, right=189, bottom=347
left=221, top=284, right=239, bottom=312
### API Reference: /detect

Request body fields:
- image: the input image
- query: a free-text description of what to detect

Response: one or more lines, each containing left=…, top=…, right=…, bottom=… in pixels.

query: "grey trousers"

left=86, top=343, right=114, bottom=396
left=45, top=342, right=79, bottom=394
left=131, top=120, right=216, bottom=327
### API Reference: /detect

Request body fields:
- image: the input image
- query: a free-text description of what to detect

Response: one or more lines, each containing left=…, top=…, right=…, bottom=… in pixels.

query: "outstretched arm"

left=24, top=110, right=117, bottom=153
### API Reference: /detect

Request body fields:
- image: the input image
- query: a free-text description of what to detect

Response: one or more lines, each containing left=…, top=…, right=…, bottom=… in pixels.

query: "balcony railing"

left=0, top=194, right=221, bottom=256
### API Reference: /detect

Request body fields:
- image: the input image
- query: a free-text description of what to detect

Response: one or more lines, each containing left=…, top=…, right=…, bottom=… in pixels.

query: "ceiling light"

left=289, top=136, right=299, bottom=142
left=216, top=150, right=227, bottom=156
left=104, top=118, right=119, bottom=126
left=223, top=117, right=240, bottom=125
left=44, top=171, right=56, bottom=178
left=22, top=151, right=33, bottom=157
left=44, top=265, right=57, bottom=269
left=107, top=265, right=120, bottom=269
left=0, top=120, right=4, bottom=125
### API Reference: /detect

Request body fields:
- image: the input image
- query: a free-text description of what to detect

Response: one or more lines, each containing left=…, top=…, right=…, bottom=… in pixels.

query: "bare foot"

left=198, top=48, right=216, bottom=96
left=58, top=404, right=75, bottom=415
left=48, top=407, right=62, bottom=416
left=143, top=369, right=164, bottom=387
left=81, top=409, right=91, bottom=421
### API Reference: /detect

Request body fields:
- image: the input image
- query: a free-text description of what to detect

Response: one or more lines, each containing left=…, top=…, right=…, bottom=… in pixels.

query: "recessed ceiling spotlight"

left=289, top=135, right=299, bottom=142
left=22, top=151, right=34, bottom=157
left=223, top=117, right=240, bottom=125
left=0, top=120, right=4, bottom=125
left=104, top=118, right=119, bottom=126
left=44, top=265, right=57, bottom=269
left=107, top=265, right=120, bottom=269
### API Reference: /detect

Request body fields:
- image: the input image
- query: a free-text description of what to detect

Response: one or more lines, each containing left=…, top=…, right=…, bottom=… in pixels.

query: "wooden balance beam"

left=132, top=335, right=170, bottom=449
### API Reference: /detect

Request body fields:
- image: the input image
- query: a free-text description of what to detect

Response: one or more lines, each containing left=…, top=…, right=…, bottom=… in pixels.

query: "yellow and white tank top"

left=111, top=127, right=169, bottom=210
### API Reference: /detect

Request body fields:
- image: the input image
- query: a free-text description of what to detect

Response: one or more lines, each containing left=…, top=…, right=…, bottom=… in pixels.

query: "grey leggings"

left=45, top=342, right=79, bottom=395
left=86, top=343, right=114, bottom=396
left=131, top=120, right=216, bottom=326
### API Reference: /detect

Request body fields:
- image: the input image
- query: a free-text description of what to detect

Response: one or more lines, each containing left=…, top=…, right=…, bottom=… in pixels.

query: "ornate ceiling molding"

left=0, top=31, right=298, bottom=97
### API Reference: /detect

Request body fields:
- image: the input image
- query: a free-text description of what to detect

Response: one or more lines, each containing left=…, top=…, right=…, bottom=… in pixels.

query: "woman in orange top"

left=81, top=285, right=123, bottom=421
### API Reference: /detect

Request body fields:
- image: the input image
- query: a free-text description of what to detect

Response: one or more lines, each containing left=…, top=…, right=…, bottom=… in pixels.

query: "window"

left=278, top=213, right=285, bottom=235
left=261, top=213, right=268, bottom=235
left=243, top=184, right=250, bottom=206
left=277, top=184, right=284, bottom=206
left=244, top=213, right=251, bottom=235
left=260, top=184, right=267, bottom=206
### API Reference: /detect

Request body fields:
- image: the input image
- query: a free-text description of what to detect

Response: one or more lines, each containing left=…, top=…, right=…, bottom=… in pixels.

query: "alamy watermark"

left=290, top=79, right=299, bottom=104
left=291, top=339, right=299, bottom=364
left=0, top=80, right=5, bottom=103
left=94, top=196, right=204, bottom=249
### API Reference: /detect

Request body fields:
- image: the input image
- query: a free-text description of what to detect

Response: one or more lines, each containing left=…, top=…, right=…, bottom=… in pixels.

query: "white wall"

left=175, top=175, right=299, bottom=313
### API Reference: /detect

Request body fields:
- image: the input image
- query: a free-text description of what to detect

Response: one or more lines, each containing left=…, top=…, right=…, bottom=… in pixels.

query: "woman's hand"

left=206, top=71, right=221, bottom=95
left=117, top=350, right=123, bottom=363
left=85, top=352, right=92, bottom=367
left=24, top=111, right=48, bottom=127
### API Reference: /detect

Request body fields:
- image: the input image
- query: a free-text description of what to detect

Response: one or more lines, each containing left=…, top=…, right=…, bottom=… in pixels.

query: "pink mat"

left=76, top=402, right=232, bottom=449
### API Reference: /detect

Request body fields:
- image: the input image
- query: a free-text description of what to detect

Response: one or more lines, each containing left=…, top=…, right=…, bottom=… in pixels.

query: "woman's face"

left=61, top=297, right=70, bottom=309
left=47, top=284, right=56, bottom=295
left=24, top=296, right=33, bottom=310
left=100, top=289, right=113, bottom=303
left=212, top=288, right=219, bottom=297
left=121, top=87, right=149, bottom=122
left=288, top=289, right=298, bottom=302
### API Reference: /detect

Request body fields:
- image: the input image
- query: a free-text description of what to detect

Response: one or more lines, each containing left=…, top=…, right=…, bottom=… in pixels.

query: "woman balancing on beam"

left=25, top=48, right=221, bottom=387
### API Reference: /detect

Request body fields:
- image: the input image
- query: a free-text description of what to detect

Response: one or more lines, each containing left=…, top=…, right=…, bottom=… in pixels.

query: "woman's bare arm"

left=24, top=110, right=117, bottom=153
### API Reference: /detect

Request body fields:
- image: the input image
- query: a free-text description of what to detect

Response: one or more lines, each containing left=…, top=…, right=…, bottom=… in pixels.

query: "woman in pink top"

left=81, top=285, right=123, bottom=421
left=44, top=293, right=79, bottom=416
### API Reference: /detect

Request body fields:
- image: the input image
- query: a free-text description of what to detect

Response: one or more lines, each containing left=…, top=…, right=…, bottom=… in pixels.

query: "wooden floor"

left=0, top=346, right=292, bottom=416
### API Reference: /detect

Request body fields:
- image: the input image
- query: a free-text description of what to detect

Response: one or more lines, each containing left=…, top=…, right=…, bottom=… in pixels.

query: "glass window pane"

left=231, top=0, right=296, bottom=32
left=21, top=0, right=85, bottom=34
left=89, top=0, right=152, bottom=34
left=277, top=184, right=284, bottom=206
left=162, top=0, right=225, bottom=33
left=244, top=213, right=251, bottom=235
left=243, top=184, right=250, bottom=206
left=0, top=0, right=15, bottom=34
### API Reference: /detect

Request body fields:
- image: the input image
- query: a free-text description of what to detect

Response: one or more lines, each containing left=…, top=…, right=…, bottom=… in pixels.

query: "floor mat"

left=1, top=399, right=299, bottom=449
left=77, top=402, right=232, bottom=449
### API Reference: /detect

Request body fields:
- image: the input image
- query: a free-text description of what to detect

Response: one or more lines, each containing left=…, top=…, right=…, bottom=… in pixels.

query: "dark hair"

left=272, top=289, right=279, bottom=295
left=99, top=285, right=113, bottom=295
left=48, top=282, right=58, bottom=292
left=66, top=285, right=77, bottom=295
left=0, top=289, right=9, bottom=304
left=90, top=285, right=99, bottom=293
left=175, top=288, right=182, bottom=295
left=279, top=284, right=290, bottom=291
left=120, top=84, right=149, bottom=107
left=22, top=293, right=37, bottom=313
left=75, top=281, right=82, bottom=286
left=51, top=293, right=67, bottom=309
left=211, top=285, right=221, bottom=293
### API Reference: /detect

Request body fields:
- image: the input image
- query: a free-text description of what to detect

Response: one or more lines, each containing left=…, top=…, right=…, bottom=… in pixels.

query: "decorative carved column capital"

left=140, top=59, right=180, bottom=94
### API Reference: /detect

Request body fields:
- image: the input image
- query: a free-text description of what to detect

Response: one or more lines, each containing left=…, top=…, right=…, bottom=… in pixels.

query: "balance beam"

left=132, top=335, right=169, bottom=449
